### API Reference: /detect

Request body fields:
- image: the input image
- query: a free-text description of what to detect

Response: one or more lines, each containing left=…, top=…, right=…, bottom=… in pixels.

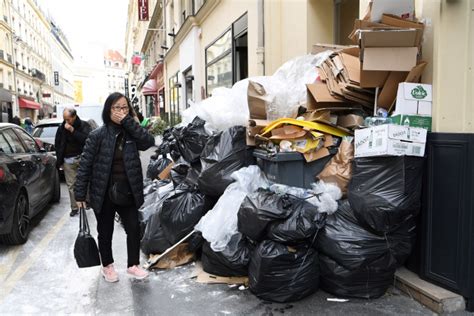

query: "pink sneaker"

left=101, top=264, right=119, bottom=283
left=127, top=265, right=149, bottom=280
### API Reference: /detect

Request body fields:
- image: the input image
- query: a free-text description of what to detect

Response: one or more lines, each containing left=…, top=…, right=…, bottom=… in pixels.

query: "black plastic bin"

left=253, top=150, right=334, bottom=189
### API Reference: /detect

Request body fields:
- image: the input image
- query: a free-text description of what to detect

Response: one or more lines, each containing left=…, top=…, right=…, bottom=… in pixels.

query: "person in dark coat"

left=55, top=108, right=92, bottom=216
left=11, top=116, right=21, bottom=126
left=74, top=92, right=155, bottom=282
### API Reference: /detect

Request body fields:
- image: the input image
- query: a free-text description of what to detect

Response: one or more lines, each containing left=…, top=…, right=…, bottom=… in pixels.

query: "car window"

left=33, top=125, right=59, bottom=138
left=0, top=132, right=14, bottom=154
left=15, top=129, right=39, bottom=153
left=3, top=129, right=26, bottom=153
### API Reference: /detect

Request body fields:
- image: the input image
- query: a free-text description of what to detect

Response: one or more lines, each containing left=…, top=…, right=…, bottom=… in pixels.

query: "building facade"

left=0, top=0, right=75, bottom=123
left=0, top=0, right=16, bottom=122
left=104, top=49, right=126, bottom=96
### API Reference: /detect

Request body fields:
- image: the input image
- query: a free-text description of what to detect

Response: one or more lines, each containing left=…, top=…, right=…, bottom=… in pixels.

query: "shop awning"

left=142, top=79, right=157, bottom=95
left=19, top=98, right=41, bottom=110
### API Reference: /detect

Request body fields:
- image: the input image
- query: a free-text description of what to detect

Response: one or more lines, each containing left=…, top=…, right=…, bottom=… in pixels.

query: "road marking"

left=0, top=211, right=70, bottom=303
left=0, top=246, right=22, bottom=282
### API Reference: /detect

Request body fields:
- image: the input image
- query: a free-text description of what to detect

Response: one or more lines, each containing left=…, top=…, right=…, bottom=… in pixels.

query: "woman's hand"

left=111, top=111, right=127, bottom=124
left=76, top=201, right=87, bottom=210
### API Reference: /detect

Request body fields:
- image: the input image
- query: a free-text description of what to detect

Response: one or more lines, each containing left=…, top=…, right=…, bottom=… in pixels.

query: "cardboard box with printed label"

left=391, top=114, right=432, bottom=131
left=395, top=82, right=432, bottom=115
left=355, top=124, right=427, bottom=158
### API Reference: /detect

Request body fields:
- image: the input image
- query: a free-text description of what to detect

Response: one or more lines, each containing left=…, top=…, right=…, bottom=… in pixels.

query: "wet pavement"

left=0, top=147, right=468, bottom=315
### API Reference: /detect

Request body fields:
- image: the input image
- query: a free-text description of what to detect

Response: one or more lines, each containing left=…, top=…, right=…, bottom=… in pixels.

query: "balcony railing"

left=31, top=68, right=46, bottom=82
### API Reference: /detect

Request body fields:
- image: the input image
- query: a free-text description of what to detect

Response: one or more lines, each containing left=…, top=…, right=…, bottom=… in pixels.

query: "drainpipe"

left=257, top=0, right=265, bottom=75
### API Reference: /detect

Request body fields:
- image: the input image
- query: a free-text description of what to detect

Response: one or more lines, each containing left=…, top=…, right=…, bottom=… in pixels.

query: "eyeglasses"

left=112, top=106, right=129, bottom=112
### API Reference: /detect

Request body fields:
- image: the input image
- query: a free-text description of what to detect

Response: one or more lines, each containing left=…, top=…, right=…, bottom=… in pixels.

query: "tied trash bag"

left=248, top=240, right=320, bottom=303
left=172, top=117, right=209, bottom=163
left=170, top=160, right=201, bottom=188
left=195, top=166, right=270, bottom=252
left=198, top=126, right=247, bottom=196
left=141, top=210, right=172, bottom=255
left=146, top=155, right=172, bottom=180
left=201, top=233, right=252, bottom=277
left=317, top=200, right=415, bottom=298
left=138, top=181, right=174, bottom=238
left=159, top=186, right=207, bottom=244
left=238, top=189, right=293, bottom=242
left=348, top=156, right=424, bottom=233
left=266, top=197, right=327, bottom=245
left=74, top=208, right=101, bottom=268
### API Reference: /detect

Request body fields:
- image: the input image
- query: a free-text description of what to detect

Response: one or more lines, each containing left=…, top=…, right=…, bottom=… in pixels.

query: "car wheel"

left=0, top=192, right=30, bottom=245
left=51, top=170, right=61, bottom=203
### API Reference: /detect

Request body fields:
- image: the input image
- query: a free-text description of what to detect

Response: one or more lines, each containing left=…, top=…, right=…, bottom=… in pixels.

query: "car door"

left=14, top=128, right=54, bottom=211
left=2, top=128, right=43, bottom=210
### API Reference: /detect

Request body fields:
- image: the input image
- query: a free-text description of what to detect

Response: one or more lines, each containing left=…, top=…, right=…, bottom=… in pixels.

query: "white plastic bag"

left=195, top=166, right=269, bottom=251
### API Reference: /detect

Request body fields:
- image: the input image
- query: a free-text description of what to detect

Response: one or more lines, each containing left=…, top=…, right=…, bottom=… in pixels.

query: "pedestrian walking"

left=55, top=108, right=92, bottom=216
left=74, top=92, right=155, bottom=282
left=24, top=117, right=34, bottom=134
left=11, top=116, right=21, bottom=126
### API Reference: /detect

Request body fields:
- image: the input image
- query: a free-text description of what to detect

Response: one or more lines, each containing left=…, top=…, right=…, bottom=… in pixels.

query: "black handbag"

left=74, top=207, right=101, bottom=268
left=108, top=180, right=134, bottom=206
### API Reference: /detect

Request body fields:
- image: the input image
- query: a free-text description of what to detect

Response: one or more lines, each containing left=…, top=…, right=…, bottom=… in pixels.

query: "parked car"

left=32, top=118, right=99, bottom=152
left=0, top=123, right=60, bottom=245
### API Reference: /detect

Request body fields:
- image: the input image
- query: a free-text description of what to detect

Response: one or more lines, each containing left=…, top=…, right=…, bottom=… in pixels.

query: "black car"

left=0, top=123, right=60, bottom=245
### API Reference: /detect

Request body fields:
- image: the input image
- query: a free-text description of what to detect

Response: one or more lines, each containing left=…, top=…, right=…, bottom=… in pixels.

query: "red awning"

left=149, top=62, right=163, bottom=80
left=19, top=98, right=41, bottom=110
left=142, top=79, right=157, bottom=95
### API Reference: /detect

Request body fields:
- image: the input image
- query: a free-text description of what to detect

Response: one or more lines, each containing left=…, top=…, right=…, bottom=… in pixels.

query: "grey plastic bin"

left=253, top=149, right=334, bottom=189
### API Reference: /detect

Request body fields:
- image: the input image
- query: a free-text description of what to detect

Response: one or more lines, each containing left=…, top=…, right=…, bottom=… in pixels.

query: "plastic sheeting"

left=317, top=200, right=415, bottom=298
left=198, top=126, right=247, bottom=196
left=182, top=52, right=332, bottom=131
left=195, top=166, right=270, bottom=252
left=248, top=240, right=320, bottom=303
left=201, top=233, right=252, bottom=277
left=348, top=156, right=424, bottom=234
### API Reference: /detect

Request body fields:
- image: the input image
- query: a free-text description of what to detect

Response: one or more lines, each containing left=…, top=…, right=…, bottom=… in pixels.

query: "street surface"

left=0, top=147, right=468, bottom=315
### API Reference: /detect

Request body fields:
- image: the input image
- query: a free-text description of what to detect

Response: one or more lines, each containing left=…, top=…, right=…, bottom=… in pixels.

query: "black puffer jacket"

left=74, top=116, right=155, bottom=213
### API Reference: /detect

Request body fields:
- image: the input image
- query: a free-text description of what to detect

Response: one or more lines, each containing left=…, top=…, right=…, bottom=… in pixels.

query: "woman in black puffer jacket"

left=74, top=92, right=154, bottom=282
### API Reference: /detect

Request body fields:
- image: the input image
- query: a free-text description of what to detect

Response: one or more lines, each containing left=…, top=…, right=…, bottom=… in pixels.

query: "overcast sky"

left=38, top=0, right=129, bottom=63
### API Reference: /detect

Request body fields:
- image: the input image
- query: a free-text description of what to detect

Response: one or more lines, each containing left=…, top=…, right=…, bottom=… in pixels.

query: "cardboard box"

left=359, top=29, right=418, bottom=72
left=391, top=114, right=432, bottom=131
left=395, top=82, right=432, bottom=115
left=246, top=119, right=271, bottom=146
left=381, top=14, right=424, bottom=47
left=355, top=124, right=427, bottom=158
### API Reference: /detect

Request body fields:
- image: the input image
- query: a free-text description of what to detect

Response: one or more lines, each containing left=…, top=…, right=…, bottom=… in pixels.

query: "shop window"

left=183, top=67, right=193, bottom=109
left=205, top=13, right=248, bottom=97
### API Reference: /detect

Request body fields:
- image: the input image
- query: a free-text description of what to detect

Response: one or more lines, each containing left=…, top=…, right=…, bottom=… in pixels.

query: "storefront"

left=0, top=88, right=13, bottom=123
left=18, top=97, right=40, bottom=122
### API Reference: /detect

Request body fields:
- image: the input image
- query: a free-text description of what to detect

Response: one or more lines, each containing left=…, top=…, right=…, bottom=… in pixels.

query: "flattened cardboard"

left=311, top=43, right=352, bottom=54
left=306, top=83, right=345, bottom=110
left=382, top=14, right=424, bottom=47
left=380, top=61, right=427, bottom=112
left=158, top=162, right=174, bottom=180
left=337, top=114, right=365, bottom=129
left=149, top=243, right=194, bottom=269
left=270, top=126, right=308, bottom=140
left=196, top=270, right=249, bottom=286
left=248, top=81, right=269, bottom=120
left=340, top=53, right=361, bottom=84
left=368, top=0, right=415, bottom=22
left=362, top=47, right=418, bottom=71
left=246, top=119, right=271, bottom=146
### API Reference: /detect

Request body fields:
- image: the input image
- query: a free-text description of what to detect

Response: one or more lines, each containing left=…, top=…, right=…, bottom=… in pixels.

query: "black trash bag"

left=170, top=161, right=191, bottom=187
left=348, top=156, right=424, bottom=234
left=187, top=231, right=205, bottom=255
left=138, top=181, right=174, bottom=238
left=316, top=200, right=415, bottom=299
left=248, top=240, right=319, bottom=303
left=198, top=126, right=247, bottom=196
left=201, top=233, right=252, bottom=277
left=147, top=155, right=172, bottom=180
left=141, top=210, right=172, bottom=255
left=159, top=187, right=207, bottom=244
left=238, top=189, right=293, bottom=242
left=267, top=197, right=327, bottom=245
left=173, top=117, right=209, bottom=163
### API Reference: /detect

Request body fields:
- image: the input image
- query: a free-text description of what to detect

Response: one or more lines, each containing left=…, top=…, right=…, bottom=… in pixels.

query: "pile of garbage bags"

left=139, top=52, right=425, bottom=303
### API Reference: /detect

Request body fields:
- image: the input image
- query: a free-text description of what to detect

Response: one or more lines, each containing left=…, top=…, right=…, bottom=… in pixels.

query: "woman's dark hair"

left=102, top=92, right=134, bottom=125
